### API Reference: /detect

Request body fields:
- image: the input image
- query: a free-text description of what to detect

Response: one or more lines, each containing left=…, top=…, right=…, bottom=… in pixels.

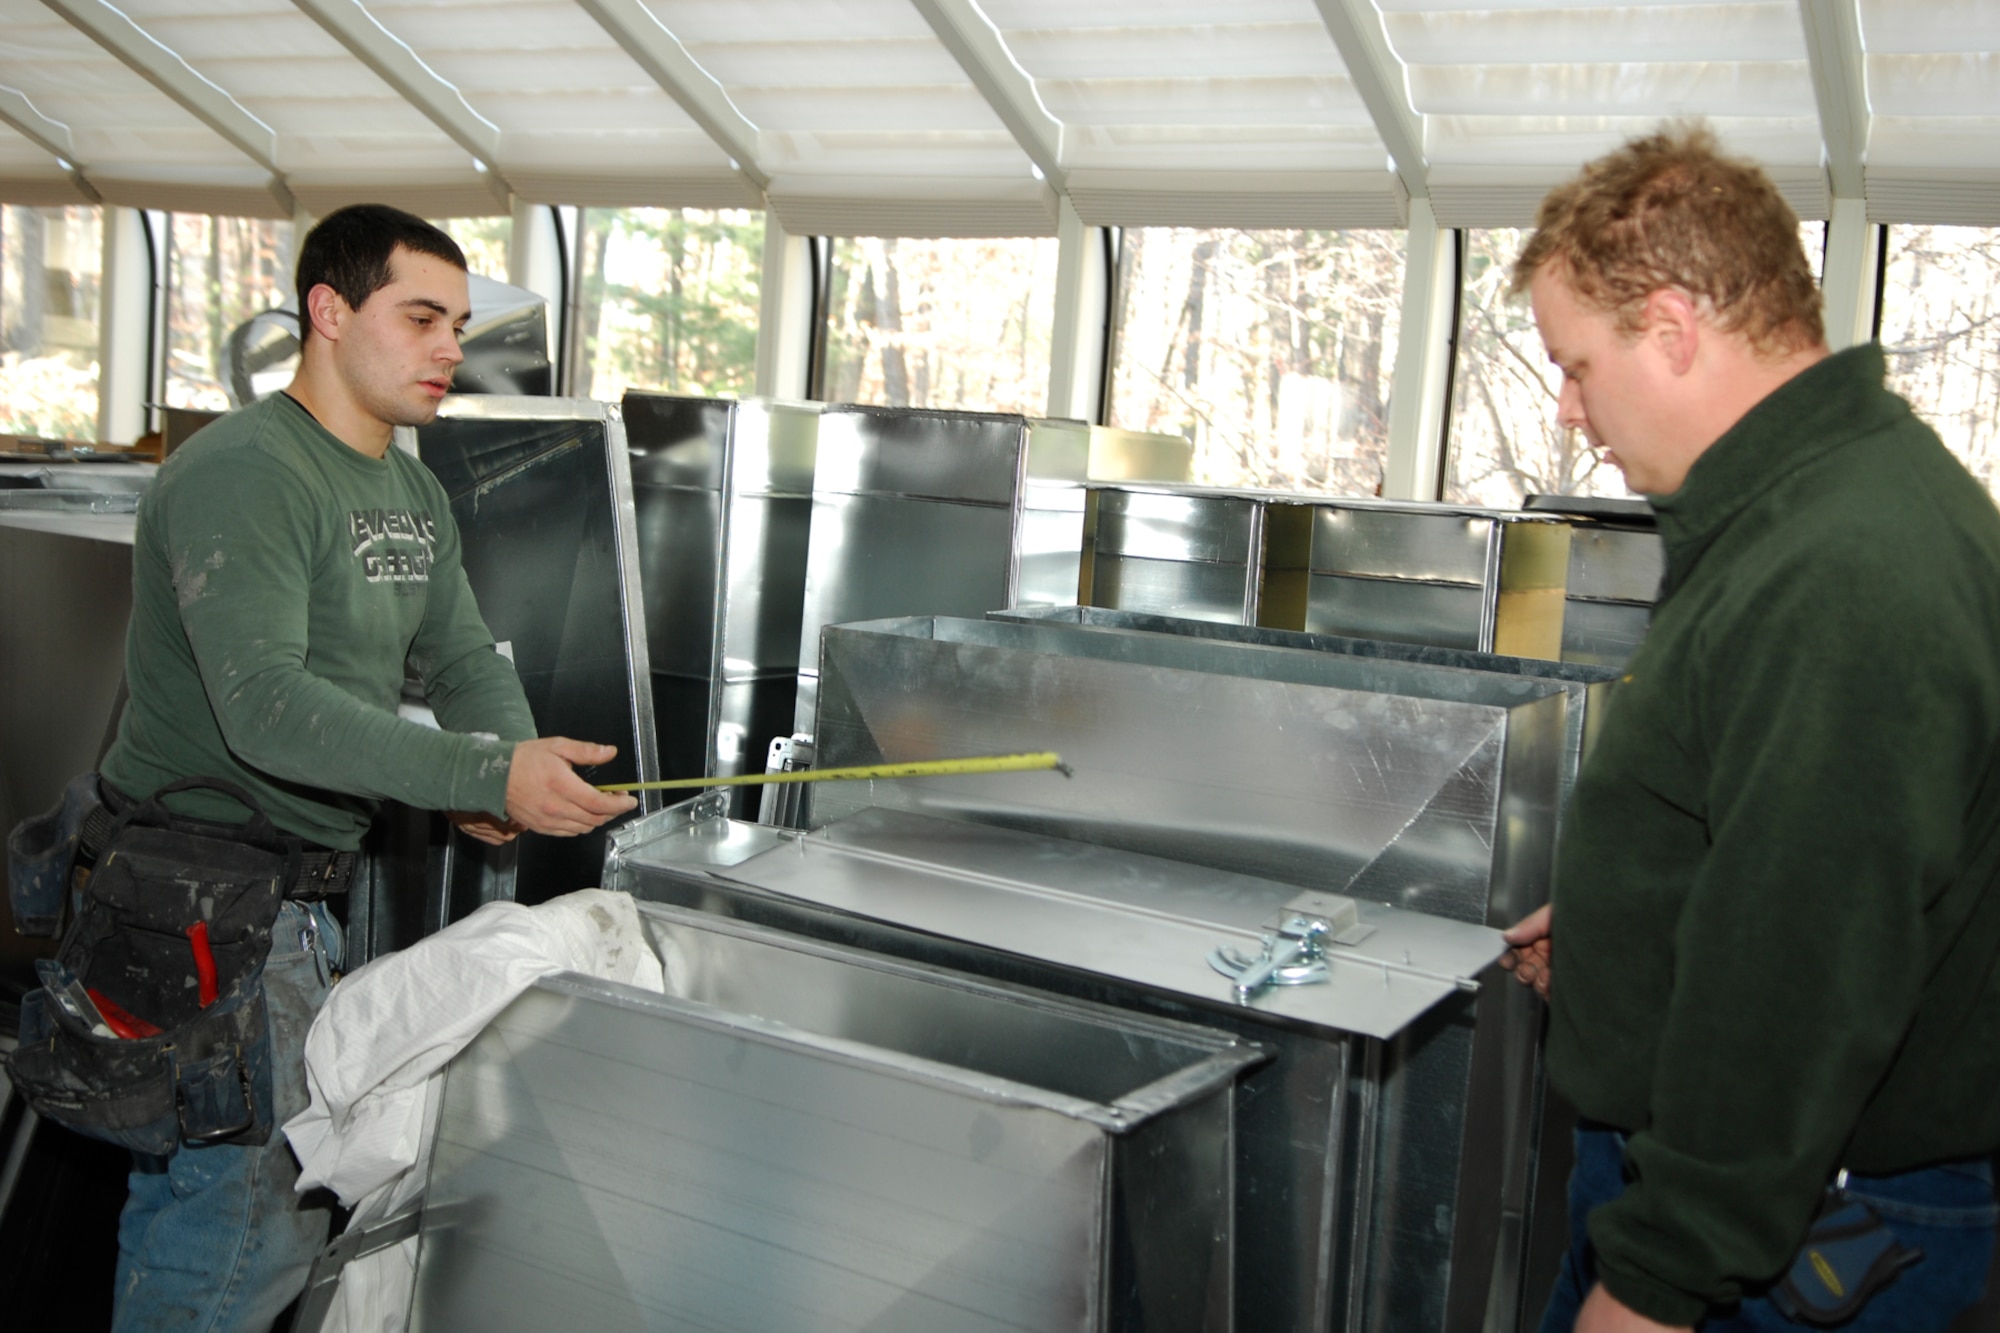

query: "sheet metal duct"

left=1081, top=487, right=1662, bottom=669
left=621, top=394, right=818, bottom=815
left=991, top=604, right=1620, bottom=824
left=1259, top=501, right=1575, bottom=660
left=792, top=407, right=1089, bottom=736
left=1084, top=488, right=1262, bottom=625
left=0, top=505, right=135, bottom=982
left=609, top=804, right=1508, bottom=1333
left=405, top=900, right=1264, bottom=1332
left=617, top=613, right=1559, bottom=1331
left=402, top=397, right=659, bottom=908
left=984, top=602, right=1625, bottom=1319
left=1559, top=521, right=1664, bottom=669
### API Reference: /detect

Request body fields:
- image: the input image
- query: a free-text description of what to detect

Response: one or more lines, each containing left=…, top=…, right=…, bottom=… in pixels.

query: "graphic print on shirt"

left=349, top=508, right=436, bottom=593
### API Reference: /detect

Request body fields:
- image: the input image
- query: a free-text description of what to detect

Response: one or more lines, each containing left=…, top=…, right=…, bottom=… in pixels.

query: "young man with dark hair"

left=1501, top=125, right=2000, bottom=1332
left=99, top=203, right=634, bottom=1328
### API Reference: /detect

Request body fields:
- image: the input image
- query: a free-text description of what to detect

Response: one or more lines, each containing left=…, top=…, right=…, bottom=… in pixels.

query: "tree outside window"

left=163, top=215, right=291, bottom=412
left=569, top=207, right=762, bottom=402
left=1108, top=227, right=1402, bottom=496
left=822, top=236, right=1057, bottom=416
left=1444, top=228, right=1632, bottom=507
left=1, top=205, right=102, bottom=443
left=1879, top=225, right=2000, bottom=500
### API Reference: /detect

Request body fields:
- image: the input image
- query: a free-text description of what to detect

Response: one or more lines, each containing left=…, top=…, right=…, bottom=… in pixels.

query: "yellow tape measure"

left=594, top=751, right=1070, bottom=794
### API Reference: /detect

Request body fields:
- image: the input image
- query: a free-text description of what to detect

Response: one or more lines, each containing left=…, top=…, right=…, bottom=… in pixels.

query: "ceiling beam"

left=574, top=0, right=768, bottom=192
left=0, top=85, right=101, bottom=202
left=910, top=0, right=1064, bottom=190
left=293, top=0, right=510, bottom=207
left=1311, top=0, right=1427, bottom=201
left=40, top=0, right=294, bottom=213
left=1799, top=0, right=1868, bottom=199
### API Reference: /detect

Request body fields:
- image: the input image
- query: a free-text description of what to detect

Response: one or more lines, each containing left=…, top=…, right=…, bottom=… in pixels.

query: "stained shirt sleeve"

left=1585, top=551, right=1989, bottom=1325
left=163, top=447, right=520, bottom=819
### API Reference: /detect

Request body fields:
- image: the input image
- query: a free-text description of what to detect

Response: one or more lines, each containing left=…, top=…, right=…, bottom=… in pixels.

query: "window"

left=163, top=215, right=292, bottom=411
left=435, top=216, right=511, bottom=282
left=1878, top=225, right=2000, bottom=498
left=568, top=207, right=762, bottom=403
left=1108, top=227, right=1401, bottom=495
left=0, top=205, right=102, bottom=442
left=1444, top=228, right=1634, bottom=507
left=822, top=236, right=1057, bottom=416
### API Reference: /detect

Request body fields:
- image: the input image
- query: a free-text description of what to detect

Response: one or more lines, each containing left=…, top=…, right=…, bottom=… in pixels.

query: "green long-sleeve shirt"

left=1549, top=344, right=2000, bottom=1325
left=101, top=392, right=537, bottom=850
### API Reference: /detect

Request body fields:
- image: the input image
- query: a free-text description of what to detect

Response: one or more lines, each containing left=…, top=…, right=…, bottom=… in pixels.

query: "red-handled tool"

left=188, top=921, right=219, bottom=1008
left=88, top=988, right=163, bottom=1039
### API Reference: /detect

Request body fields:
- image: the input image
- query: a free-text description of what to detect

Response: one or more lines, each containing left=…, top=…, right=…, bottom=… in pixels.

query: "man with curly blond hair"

left=1501, top=124, right=2000, bottom=1333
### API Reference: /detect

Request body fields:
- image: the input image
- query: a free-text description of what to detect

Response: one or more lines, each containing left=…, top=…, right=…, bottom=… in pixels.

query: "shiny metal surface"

left=982, top=605, right=1615, bottom=1330
left=1565, top=523, right=1665, bottom=603
left=1085, top=488, right=1260, bottom=626
left=609, top=809, right=1361, bottom=1333
left=624, top=394, right=819, bottom=811
left=794, top=406, right=1087, bottom=736
left=810, top=616, right=1564, bottom=924
left=0, top=489, right=140, bottom=513
left=408, top=397, right=658, bottom=906
left=1302, top=504, right=1492, bottom=584
left=1560, top=524, right=1664, bottom=669
left=791, top=613, right=1564, bottom=1332
left=0, top=461, right=155, bottom=493
left=991, top=605, right=1619, bottom=820
left=1260, top=502, right=1574, bottom=661
left=673, top=808, right=1501, bottom=1041
left=411, top=903, right=1258, bottom=1333
left=0, top=515, right=134, bottom=976
left=608, top=802, right=1475, bottom=1332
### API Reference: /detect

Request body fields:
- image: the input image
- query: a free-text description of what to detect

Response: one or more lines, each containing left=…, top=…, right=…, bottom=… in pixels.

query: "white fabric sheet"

left=283, top=888, right=666, bottom=1333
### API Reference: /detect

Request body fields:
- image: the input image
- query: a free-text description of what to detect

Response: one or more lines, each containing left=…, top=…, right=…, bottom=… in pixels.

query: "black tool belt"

left=89, top=779, right=356, bottom=901
left=6, top=776, right=302, bottom=1155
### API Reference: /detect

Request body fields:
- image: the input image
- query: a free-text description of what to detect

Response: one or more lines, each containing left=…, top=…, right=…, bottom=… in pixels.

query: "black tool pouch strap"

left=88, top=778, right=355, bottom=898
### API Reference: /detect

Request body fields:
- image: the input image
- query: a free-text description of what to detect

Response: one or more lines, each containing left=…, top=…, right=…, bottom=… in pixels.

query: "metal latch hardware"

left=1207, top=892, right=1377, bottom=1002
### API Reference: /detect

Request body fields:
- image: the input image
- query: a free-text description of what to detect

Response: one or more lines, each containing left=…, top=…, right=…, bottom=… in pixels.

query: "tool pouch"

left=1770, top=1193, right=1923, bottom=1326
left=6, top=771, right=105, bottom=937
left=5, top=778, right=295, bottom=1156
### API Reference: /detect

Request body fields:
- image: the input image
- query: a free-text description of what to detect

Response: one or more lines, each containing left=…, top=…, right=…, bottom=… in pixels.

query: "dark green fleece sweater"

left=101, top=393, right=537, bottom=849
left=1550, top=344, right=2000, bottom=1326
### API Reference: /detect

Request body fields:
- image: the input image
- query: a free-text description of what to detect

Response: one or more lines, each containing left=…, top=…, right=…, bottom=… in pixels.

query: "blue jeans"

left=111, top=901, right=344, bottom=1332
left=1541, top=1125, right=1998, bottom=1332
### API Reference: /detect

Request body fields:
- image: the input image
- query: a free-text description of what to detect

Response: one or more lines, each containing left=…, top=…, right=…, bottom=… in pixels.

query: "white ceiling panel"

left=1386, top=3, right=1803, bottom=64
left=368, top=0, right=746, bottom=187
left=1858, top=0, right=2000, bottom=201
left=0, top=2, right=1995, bottom=228
left=974, top=0, right=1400, bottom=223
left=111, top=0, right=472, bottom=174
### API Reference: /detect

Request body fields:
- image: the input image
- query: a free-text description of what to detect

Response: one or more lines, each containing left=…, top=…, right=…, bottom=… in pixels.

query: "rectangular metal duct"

left=404, top=397, right=659, bottom=907
left=1084, top=487, right=1262, bottom=626
left=792, top=407, right=1088, bottom=735
left=809, top=616, right=1564, bottom=923
left=990, top=604, right=1621, bottom=824
left=621, top=394, right=819, bottom=813
left=608, top=794, right=1506, bottom=1333
left=1560, top=521, right=1664, bottom=669
left=409, top=901, right=1263, bottom=1333
left=1259, top=501, right=1574, bottom=660
left=983, top=603, right=1625, bottom=1319
left=1080, top=488, right=1661, bottom=669
left=617, top=613, right=1560, bottom=1331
